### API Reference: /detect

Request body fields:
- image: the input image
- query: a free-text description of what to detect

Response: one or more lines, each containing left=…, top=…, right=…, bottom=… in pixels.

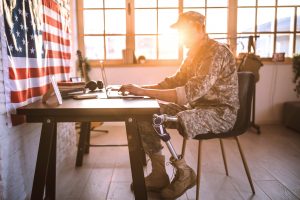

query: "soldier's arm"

left=119, top=84, right=178, bottom=103
left=184, top=46, right=231, bottom=104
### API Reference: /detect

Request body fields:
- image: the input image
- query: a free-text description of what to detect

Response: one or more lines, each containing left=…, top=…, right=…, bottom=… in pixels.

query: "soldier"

left=119, top=11, right=240, bottom=199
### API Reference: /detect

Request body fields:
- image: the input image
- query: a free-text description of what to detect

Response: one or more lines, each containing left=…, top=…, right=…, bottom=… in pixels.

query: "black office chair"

left=181, top=72, right=256, bottom=200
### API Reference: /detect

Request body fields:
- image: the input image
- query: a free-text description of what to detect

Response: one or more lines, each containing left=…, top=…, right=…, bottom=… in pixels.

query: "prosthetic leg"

left=152, top=114, right=180, bottom=160
left=152, top=114, right=197, bottom=198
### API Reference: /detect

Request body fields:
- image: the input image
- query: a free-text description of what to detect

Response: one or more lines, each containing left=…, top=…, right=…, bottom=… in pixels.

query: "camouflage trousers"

left=137, top=102, right=187, bottom=155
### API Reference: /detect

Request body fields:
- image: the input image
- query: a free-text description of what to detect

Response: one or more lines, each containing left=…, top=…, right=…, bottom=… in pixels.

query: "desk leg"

left=76, top=122, right=89, bottom=167
left=125, top=117, right=148, bottom=200
left=46, top=123, right=57, bottom=199
left=31, top=118, right=56, bottom=200
left=136, top=128, right=147, bottom=166
left=85, top=122, right=91, bottom=154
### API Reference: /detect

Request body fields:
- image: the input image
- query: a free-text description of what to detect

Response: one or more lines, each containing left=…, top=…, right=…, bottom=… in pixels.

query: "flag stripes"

left=2, top=0, right=71, bottom=117
left=11, top=84, right=51, bottom=103
left=9, top=66, right=70, bottom=80
left=43, top=32, right=70, bottom=46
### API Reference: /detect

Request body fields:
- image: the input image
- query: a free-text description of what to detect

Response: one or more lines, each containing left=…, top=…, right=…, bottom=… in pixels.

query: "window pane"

left=85, top=36, right=104, bottom=59
left=209, top=34, right=228, bottom=44
left=135, top=0, right=156, bottom=8
left=238, top=0, right=255, bottom=6
left=158, top=0, right=178, bottom=7
left=158, top=34, right=179, bottom=59
left=277, top=8, right=295, bottom=32
left=135, top=10, right=157, bottom=34
left=256, top=34, right=274, bottom=57
left=183, top=46, right=189, bottom=59
left=296, top=34, right=300, bottom=54
left=183, top=8, right=205, bottom=16
left=106, top=36, right=126, bottom=59
left=236, top=34, right=251, bottom=54
left=207, top=0, right=227, bottom=7
left=84, top=0, right=103, bottom=8
left=278, top=0, right=300, bottom=6
left=257, top=8, right=275, bottom=32
left=206, top=9, right=227, bottom=33
left=184, top=0, right=205, bottom=7
left=135, top=36, right=157, bottom=59
left=104, top=0, right=125, bottom=8
left=258, top=0, right=275, bottom=6
left=84, top=10, right=104, bottom=34
left=158, top=9, right=179, bottom=34
left=238, top=8, right=255, bottom=33
left=297, top=8, right=300, bottom=31
left=276, top=34, right=293, bottom=57
left=105, top=10, right=126, bottom=34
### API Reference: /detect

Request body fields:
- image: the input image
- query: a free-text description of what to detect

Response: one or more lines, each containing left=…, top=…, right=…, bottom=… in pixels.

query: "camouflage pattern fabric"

left=158, top=38, right=240, bottom=138
left=137, top=102, right=187, bottom=154
left=138, top=37, right=239, bottom=153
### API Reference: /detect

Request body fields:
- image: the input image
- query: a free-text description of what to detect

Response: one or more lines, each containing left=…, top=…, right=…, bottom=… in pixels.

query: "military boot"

left=161, top=157, right=196, bottom=199
left=145, top=154, right=170, bottom=192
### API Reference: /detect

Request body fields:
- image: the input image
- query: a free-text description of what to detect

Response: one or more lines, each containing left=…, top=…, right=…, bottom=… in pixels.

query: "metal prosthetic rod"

left=152, top=114, right=180, bottom=160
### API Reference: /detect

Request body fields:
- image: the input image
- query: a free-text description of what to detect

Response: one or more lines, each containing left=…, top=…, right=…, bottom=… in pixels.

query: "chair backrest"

left=193, top=71, right=255, bottom=140
left=232, top=71, right=255, bottom=134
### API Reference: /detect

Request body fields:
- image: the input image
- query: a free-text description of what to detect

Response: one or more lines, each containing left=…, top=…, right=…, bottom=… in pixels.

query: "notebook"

left=100, top=62, right=148, bottom=99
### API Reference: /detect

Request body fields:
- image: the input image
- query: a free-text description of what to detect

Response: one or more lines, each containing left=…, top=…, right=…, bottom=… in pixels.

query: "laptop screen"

left=99, top=61, right=149, bottom=99
left=100, top=61, right=108, bottom=91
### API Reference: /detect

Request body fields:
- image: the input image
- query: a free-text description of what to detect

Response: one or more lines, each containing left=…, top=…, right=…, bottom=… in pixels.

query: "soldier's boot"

left=161, top=157, right=196, bottom=199
left=145, top=154, right=170, bottom=192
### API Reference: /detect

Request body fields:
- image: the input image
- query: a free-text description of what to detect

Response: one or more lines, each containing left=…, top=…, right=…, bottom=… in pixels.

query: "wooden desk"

left=17, top=96, right=160, bottom=200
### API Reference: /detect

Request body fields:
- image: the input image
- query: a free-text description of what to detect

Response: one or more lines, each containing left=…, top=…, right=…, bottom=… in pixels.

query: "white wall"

left=256, top=63, right=298, bottom=124
left=88, top=62, right=298, bottom=125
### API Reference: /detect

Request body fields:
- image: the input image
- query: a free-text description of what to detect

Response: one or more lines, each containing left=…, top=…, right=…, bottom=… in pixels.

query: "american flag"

left=1, top=0, right=71, bottom=121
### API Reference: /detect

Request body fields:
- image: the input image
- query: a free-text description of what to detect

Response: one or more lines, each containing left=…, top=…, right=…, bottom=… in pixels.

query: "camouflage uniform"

left=138, top=37, right=240, bottom=154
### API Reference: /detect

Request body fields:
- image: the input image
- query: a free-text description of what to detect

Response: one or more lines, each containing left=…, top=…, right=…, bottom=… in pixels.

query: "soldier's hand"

left=119, top=84, right=144, bottom=96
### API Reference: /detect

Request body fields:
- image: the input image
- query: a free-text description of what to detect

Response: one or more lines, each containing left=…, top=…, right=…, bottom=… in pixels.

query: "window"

left=236, top=0, right=300, bottom=58
left=80, top=0, right=126, bottom=63
left=77, top=0, right=300, bottom=66
left=134, top=0, right=179, bottom=61
left=78, top=0, right=181, bottom=65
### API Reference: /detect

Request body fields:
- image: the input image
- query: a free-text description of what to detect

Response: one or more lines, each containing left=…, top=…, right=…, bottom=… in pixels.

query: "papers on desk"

left=73, top=94, right=98, bottom=99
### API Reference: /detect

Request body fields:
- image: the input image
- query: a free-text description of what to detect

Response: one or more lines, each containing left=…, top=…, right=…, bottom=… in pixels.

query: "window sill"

left=89, top=60, right=181, bottom=68
left=261, top=58, right=292, bottom=65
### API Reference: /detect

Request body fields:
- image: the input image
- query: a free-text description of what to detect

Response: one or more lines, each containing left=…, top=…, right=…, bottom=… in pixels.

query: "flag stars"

left=30, top=47, right=35, bottom=54
left=14, top=15, right=18, bottom=22
left=17, top=46, right=22, bottom=52
left=16, top=30, right=20, bottom=37
left=25, top=12, right=29, bottom=18
left=22, top=38, right=26, bottom=45
left=18, top=9, right=22, bottom=15
left=20, top=24, right=24, bottom=30
left=30, top=34, right=34, bottom=40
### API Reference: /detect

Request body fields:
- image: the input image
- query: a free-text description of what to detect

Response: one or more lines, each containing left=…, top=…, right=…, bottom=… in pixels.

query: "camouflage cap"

left=171, top=11, right=206, bottom=29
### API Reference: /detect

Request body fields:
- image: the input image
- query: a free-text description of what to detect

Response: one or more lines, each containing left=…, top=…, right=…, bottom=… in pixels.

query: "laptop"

left=100, top=62, right=148, bottom=99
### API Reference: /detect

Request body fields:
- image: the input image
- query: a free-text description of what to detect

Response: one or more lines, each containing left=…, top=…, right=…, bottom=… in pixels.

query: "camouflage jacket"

left=158, top=38, right=240, bottom=138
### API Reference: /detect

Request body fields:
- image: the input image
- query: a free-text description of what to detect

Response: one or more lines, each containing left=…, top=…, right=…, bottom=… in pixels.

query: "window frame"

left=77, top=0, right=300, bottom=67
left=235, top=0, right=300, bottom=61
